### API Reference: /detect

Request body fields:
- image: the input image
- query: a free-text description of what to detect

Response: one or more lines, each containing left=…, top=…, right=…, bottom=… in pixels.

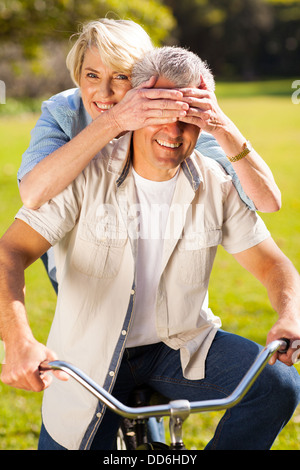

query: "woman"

left=17, top=18, right=281, bottom=290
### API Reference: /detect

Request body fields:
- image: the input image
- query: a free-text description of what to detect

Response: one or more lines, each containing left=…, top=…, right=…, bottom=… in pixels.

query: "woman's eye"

left=87, top=73, right=98, bottom=79
left=116, top=74, right=129, bottom=80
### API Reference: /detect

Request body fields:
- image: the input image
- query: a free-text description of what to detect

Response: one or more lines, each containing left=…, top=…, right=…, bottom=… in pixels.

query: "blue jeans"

left=38, top=330, right=300, bottom=450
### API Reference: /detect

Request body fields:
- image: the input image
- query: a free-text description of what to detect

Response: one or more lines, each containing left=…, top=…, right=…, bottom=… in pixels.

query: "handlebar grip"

left=39, top=361, right=52, bottom=372
left=278, top=338, right=290, bottom=354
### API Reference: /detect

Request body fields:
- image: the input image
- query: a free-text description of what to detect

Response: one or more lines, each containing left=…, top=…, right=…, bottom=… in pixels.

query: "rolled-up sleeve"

left=15, top=172, right=85, bottom=246
left=221, top=183, right=270, bottom=254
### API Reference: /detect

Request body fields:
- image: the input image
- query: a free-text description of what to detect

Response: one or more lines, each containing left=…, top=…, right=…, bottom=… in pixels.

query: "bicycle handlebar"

left=41, top=339, right=289, bottom=421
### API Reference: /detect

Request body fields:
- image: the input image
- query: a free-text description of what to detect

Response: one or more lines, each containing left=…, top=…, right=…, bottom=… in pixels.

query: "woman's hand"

left=109, top=76, right=189, bottom=132
left=178, top=77, right=232, bottom=135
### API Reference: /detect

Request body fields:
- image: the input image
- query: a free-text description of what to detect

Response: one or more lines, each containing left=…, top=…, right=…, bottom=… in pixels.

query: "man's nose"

left=163, top=120, right=184, bottom=136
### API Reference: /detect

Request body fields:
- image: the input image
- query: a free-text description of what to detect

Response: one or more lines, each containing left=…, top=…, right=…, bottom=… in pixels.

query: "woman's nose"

left=97, top=78, right=113, bottom=98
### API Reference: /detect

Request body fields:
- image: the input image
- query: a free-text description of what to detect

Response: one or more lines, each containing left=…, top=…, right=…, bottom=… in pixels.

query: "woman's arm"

left=19, top=111, right=121, bottom=209
left=180, top=86, right=281, bottom=213
left=20, top=80, right=188, bottom=209
left=210, top=121, right=281, bottom=213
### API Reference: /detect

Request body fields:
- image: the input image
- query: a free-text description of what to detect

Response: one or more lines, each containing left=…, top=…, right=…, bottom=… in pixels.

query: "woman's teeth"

left=95, top=103, right=114, bottom=110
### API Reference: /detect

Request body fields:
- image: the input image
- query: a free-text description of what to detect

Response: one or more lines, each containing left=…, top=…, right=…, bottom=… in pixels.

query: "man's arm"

left=0, top=220, right=67, bottom=391
left=233, top=237, right=300, bottom=366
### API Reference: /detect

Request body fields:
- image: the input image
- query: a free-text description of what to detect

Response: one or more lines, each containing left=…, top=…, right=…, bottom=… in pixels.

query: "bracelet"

left=227, top=140, right=252, bottom=163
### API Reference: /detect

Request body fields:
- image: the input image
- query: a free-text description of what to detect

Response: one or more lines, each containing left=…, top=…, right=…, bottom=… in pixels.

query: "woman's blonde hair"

left=66, top=18, right=154, bottom=86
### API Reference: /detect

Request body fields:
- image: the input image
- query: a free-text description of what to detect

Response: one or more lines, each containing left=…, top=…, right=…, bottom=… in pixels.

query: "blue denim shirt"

left=18, top=88, right=255, bottom=211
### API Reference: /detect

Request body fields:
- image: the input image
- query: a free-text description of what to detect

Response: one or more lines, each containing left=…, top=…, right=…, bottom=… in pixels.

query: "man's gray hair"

left=131, top=46, right=215, bottom=91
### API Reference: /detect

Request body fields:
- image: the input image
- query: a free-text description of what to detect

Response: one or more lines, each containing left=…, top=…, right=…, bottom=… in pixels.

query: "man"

left=0, top=47, right=299, bottom=450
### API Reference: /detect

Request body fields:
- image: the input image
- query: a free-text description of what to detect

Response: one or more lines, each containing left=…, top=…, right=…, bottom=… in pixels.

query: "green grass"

left=215, top=78, right=298, bottom=98
left=0, top=79, right=300, bottom=450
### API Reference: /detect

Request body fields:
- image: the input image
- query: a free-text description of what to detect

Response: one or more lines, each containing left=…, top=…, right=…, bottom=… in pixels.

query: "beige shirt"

left=16, top=132, right=270, bottom=449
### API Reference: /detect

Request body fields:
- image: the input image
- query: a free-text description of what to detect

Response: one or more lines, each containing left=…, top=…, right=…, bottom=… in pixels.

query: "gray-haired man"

left=0, top=47, right=299, bottom=450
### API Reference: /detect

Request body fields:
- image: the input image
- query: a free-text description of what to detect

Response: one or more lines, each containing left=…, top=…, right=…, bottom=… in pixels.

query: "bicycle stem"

left=169, top=400, right=190, bottom=449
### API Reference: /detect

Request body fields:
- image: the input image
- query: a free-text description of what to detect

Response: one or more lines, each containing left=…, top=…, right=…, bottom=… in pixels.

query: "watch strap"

left=227, top=141, right=252, bottom=163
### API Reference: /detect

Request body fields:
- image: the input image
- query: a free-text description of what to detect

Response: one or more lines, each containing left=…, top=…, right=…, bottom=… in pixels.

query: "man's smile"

left=155, top=139, right=183, bottom=149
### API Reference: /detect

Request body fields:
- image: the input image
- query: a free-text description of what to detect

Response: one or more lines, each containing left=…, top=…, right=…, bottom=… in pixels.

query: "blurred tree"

left=0, top=0, right=175, bottom=54
left=1, top=0, right=299, bottom=97
left=100, top=0, right=176, bottom=45
left=164, top=0, right=300, bottom=79
left=262, top=0, right=300, bottom=77
left=0, top=0, right=176, bottom=97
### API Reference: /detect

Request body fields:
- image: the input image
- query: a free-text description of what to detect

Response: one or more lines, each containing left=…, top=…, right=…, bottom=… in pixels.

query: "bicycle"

left=41, top=338, right=289, bottom=450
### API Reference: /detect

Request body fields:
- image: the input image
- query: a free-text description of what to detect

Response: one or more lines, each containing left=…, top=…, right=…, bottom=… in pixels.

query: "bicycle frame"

left=43, top=339, right=288, bottom=449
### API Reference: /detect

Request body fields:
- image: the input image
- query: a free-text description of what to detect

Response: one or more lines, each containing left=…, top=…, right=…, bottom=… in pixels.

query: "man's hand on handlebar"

left=0, top=338, right=69, bottom=392
left=267, top=318, right=300, bottom=366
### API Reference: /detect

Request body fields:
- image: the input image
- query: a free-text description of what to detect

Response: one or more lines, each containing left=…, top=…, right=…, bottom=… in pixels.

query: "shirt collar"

left=181, top=155, right=203, bottom=192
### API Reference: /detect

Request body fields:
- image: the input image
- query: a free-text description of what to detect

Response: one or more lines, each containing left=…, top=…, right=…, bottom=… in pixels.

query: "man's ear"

left=136, top=75, right=158, bottom=89
left=199, top=74, right=208, bottom=90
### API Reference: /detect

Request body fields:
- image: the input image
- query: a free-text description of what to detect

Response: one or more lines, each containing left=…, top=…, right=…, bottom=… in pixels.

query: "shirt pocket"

left=176, top=229, right=222, bottom=285
left=72, top=220, right=127, bottom=279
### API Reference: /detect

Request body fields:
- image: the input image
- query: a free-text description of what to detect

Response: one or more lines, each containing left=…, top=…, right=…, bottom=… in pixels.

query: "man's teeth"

left=156, top=140, right=182, bottom=148
left=95, top=103, right=114, bottom=110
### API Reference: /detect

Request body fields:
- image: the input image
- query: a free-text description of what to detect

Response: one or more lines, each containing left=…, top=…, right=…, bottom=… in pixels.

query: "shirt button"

left=109, top=370, right=115, bottom=377
left=96, top=412, right=102, bottom=418
left=121, top=330, right=127, bottom=336
left=131, top=289, right=135, bottom=295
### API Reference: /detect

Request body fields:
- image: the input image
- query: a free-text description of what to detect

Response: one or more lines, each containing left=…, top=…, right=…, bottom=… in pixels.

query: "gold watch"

left=227, top=141, right=252, bottom=163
